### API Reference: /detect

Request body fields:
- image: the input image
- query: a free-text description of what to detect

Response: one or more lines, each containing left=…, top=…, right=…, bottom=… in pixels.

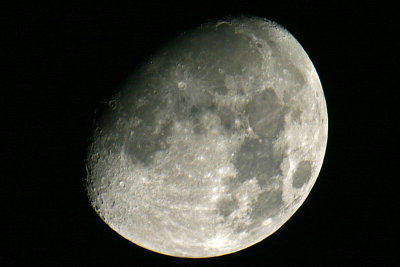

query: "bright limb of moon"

left=86, top=16, right=328, bottom=258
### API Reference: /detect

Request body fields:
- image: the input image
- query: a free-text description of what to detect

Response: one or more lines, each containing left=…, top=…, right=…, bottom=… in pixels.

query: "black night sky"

left=3, top=1, right=397, bottom=265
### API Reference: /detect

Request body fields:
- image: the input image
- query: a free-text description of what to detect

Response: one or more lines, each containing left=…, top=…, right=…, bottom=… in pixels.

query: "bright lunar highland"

left=86, top=16, right=328, bottom=258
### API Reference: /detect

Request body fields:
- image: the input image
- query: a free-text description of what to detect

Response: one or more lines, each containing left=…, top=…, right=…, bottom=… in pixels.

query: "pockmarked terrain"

left=86, top=16, right=328, bottom=258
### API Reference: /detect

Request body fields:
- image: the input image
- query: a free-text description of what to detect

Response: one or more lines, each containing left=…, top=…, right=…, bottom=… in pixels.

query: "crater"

left=292, top=160, right=312, bottom=188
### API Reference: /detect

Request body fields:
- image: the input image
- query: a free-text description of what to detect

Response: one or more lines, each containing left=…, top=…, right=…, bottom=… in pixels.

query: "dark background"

left=3, top=0, right=397, bottom=265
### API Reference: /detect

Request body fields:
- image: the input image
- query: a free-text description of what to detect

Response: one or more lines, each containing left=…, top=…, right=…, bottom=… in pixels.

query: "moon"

left=86, top=16, right=328, bottom=258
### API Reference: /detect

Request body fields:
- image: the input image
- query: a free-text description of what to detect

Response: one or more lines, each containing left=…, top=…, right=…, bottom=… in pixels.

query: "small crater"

left=178, top=81, right=186, bottom=89
left=292, top=160, right=312, bottom=188
left=256, top=42, right=263, bottom=48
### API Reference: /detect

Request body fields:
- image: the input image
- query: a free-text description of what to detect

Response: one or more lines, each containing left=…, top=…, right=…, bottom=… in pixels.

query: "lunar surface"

left=86, top=16, right=328, bottom=258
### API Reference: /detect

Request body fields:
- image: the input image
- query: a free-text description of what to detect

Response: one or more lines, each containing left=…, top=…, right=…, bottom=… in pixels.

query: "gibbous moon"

left=86, top=16, right=328, bottom=258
